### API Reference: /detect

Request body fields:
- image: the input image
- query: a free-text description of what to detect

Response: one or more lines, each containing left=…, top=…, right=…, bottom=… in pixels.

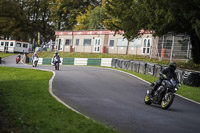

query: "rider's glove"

left=162, top=74, right=167, bottom=79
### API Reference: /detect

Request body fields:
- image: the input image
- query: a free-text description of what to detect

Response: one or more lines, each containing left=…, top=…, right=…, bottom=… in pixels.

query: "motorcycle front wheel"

left=34, top=61, right=37, bottom=67
left=144, top=94, right=152, bottom=105
left=161, top=92, right=175, bottom=109
left=55, top=62, right=59, bottom=70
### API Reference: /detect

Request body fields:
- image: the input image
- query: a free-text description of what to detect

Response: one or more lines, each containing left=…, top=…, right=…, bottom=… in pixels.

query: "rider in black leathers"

left=150, top=62, right=179, bottom=95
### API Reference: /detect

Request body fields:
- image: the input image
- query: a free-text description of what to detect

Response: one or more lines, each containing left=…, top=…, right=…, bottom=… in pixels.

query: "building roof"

left=0, top=40, right=29, bottom=43
left=55, top=29, right=152, bottom=36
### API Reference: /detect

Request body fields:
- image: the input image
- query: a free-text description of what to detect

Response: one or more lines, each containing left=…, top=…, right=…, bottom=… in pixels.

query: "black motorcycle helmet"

left=169, top=62, right=177, bottom=71
left=55, top=51, right=58, bottom=56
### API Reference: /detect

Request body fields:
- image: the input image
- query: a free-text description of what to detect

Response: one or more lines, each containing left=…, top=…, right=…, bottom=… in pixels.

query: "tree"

left=87, top=6, right=107, bottom=29
left=0, top=0, right=30, bottom=40
left=74, top=6, right=91, bottom=30
left=105, top=0, right=148, bottom=40
left=105, top=0, right=148, bottom=54
left=49, top=0, right=100, bottom=31
left=105, top=0, right=200, bottom=64
left=74, top=5, right=107, bottom=30
left=143, top=0, right=200, bottom=64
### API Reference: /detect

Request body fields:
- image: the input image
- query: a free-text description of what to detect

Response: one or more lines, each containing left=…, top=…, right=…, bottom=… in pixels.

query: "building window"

left=10, top=42, right=14, bottom=46
left=117, top=38, right=128, bottom=47
left=142, top=38, right=151, bottom=54
left=83, top=39, right=91, bottom=46
left=109, top=39, right=114, bottom=47
left=1, top=42, right=4, bottom=46
left=16, top=43, right=21, bottom=47
left=23, top=43, right=28, bottom=48
left=65, top=39, right=72, bottom=46
left=129, top=39, right=141, bottom=47
left=75, top=39, right=79, bottom=46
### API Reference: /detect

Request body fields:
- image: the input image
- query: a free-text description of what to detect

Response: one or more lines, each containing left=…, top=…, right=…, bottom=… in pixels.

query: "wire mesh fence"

left=150, top=34, right=191, bottom=61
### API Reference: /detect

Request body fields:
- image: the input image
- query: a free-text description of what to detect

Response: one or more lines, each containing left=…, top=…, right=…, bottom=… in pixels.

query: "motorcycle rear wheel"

left=161, top=92, right=174, bottom=109
left=144, top=94, right=152, bottom=105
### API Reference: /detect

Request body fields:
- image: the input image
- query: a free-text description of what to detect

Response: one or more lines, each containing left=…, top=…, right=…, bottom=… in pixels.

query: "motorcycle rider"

left=32, top=52, right=38, bottom=62
left=52, top=51, right=60, bottom=66
left=17, top=54, right=21, bottom=59
left=32, top=51, right=38, bottom=66
left=149, top=62, right=179, bottom=95
left=16, top=54, right=21, bottom=63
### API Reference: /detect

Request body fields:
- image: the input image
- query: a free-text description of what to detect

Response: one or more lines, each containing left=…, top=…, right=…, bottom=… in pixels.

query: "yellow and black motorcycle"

left=144, top=77, right=179, bottom=109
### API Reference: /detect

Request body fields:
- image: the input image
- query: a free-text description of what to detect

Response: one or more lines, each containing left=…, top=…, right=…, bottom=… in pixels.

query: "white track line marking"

left=105, top=67, right=200, bottom=105
left=37, top=68, right=90, bottom=118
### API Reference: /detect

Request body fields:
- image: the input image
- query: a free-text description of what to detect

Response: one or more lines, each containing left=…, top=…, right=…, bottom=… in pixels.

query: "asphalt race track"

left=2, top=55, right=200, bottom=133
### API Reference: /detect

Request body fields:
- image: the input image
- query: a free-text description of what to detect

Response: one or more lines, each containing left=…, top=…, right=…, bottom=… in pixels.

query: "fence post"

left=170, top=36, right=175, bottom=62
left=186, top=37, right=191, bottom=61
left=160, top=36, right=165, bottom=61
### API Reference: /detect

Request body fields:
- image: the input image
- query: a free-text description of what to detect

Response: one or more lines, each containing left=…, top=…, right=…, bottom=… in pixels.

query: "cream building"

left=55, top=30, right=156, bottom=56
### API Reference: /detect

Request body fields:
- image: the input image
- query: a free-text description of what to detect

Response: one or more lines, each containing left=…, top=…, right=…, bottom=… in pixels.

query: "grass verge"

left=118, top=68, right=200, bottom=103
left=0, top=67, right=118, bottom=133
left=0, top=52, right=15, bottom=58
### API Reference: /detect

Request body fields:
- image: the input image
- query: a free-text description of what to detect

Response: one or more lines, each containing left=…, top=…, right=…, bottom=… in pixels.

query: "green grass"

left=29, top=51, right=200, bottom=71
left=0, top=67, right=118, bottom=133
left=0, top=52, right=15, bottom=58
left=119, top=69, right=200, bottom=103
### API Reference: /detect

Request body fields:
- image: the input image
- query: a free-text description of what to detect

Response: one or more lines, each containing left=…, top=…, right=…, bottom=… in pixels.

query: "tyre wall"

left=111, top=58, right=200, bottom=87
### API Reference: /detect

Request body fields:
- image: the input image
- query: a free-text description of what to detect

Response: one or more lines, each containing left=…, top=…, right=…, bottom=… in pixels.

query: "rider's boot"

left=149, top=82, right=159, bottom=96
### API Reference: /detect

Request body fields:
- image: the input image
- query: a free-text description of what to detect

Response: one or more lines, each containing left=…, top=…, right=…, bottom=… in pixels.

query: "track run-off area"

left=2, top=55, right=200, bottom=133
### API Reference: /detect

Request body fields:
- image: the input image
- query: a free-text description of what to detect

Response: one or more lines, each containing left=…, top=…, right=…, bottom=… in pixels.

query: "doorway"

left=94, top=38, right=101, bottom=53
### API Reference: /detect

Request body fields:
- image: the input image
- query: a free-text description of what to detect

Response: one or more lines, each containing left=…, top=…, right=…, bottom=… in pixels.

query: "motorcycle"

left=54, top=56, right=60, bottom=70
left=16, top=56, right=21, bottom=64
left=144, top=76, right=179, bottom=109
left=32, top=57, right=38, bottom=67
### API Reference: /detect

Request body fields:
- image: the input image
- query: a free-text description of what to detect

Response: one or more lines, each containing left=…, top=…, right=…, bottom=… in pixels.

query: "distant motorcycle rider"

left=17, top=54, right=21, bottom=59
left=150, top=62, right=179, bottom=95
left=52, top=51, right=60, bottom=65
left=32, top=52, right=39, bottom=67
left=32, top=52, right=38, bottom=62
left=16, top=54, right=21, bottom=64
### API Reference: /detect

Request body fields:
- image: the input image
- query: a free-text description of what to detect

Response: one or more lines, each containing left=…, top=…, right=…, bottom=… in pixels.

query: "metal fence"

left=150, top=34, right=191, bottom=61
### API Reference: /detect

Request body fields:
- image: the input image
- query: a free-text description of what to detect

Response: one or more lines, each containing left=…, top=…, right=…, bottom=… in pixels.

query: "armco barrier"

left=29, top=57, right=32, bottom=63
left=38, top=58, right=43, bottom=65
left=43, top=58, right=52, bottom=65
left=74, top=58, right=88, bottom=65
left=63, top=58, right=74, bottom=65
left=101, top=58, right=112, bottom=67
left=88, top=58, right=101, bottom=66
